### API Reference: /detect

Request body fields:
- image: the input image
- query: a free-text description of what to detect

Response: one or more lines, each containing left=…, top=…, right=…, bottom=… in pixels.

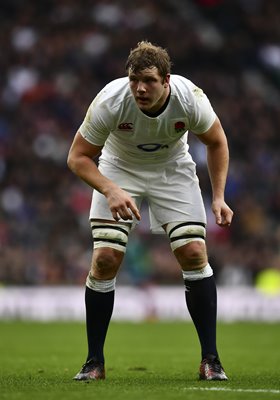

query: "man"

left=67, top=41, right=233, bottom=381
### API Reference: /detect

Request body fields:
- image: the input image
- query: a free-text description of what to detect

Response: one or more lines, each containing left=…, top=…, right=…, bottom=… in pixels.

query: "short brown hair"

left=125, top=41, right=172, bottom=78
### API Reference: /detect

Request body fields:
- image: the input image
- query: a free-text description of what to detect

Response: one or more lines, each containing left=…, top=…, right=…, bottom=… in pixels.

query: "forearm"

left=206, top=140, right=229, bottom=201
left=68, top=153, right=141, bottom=221
left=67, top=132, right=141, bottom=221
left=67, top=154, right=117, bottom=196
left=67, top=132, right=119, bottom=196
left=197, top=118, right=233, bottom=226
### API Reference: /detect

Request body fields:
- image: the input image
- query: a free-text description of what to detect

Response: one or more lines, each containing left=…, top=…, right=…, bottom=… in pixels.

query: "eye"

left=144, top=77, right=157, bottom=83
left=129, top=76, right=138, bottom=83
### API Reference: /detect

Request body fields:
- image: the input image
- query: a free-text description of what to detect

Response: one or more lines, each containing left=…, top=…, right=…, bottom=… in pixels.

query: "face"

left=128, top=67, right=170, bottom=113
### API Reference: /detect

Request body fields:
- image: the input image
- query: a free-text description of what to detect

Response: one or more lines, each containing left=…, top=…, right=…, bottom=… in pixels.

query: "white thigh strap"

left=91, top=221, right=130, bottom=253
left=166, top=221, right=206, bottom=251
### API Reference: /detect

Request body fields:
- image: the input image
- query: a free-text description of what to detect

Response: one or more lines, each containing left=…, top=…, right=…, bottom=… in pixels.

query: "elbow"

left=67, top=151, right=77, bottom=173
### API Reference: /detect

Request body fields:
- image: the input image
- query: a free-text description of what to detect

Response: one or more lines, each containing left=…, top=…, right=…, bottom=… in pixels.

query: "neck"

left=144, top=86, right=171, bottom=117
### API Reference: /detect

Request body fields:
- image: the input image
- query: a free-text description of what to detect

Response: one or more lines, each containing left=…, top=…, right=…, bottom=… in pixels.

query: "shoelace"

left=206, top=358, right=223, bottom=373
left=81, top=358, right=103, bottom=373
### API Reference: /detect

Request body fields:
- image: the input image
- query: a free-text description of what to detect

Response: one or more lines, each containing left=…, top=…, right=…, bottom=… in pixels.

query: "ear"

left=163, top=74, right=170, bottom=87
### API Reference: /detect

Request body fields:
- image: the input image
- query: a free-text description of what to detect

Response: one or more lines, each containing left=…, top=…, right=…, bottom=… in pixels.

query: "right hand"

left=104, top=185, right=141, bottom=222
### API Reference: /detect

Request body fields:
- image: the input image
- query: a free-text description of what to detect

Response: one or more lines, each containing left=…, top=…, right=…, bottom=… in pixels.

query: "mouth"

left=137, top=97, right=149, bottom=104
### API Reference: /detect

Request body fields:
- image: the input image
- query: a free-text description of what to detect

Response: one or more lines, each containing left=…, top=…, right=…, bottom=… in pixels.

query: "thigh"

left=89, top=159, right=144, bottom=224
left=148, top=157, right=207, bottom=233
left=90, top=219, right=131, bottom=278
left=163, top=220, right=208, bottom=269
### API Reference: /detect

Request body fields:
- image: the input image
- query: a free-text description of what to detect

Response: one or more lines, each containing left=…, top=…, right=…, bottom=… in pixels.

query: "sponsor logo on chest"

left=118, top=122, right=133, bottom=131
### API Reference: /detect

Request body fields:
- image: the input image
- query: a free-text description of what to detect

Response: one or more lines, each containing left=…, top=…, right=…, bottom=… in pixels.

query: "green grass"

left=0, top=321, right=280, bottom=400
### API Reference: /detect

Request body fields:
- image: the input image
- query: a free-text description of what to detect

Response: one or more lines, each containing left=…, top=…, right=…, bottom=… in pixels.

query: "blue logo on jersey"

left=137, top=143, right=169, bottom=152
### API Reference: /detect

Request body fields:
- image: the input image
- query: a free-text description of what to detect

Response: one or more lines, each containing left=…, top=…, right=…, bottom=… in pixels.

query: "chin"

left=139, top=105, right=149, bottom=112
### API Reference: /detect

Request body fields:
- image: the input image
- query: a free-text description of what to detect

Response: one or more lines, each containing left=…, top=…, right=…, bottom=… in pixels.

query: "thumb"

left=214, top=209, right=222, bottom=225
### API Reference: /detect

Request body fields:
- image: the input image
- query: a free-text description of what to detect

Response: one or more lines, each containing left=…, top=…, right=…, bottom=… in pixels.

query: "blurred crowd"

left=0, top=0, right=279, bottom=287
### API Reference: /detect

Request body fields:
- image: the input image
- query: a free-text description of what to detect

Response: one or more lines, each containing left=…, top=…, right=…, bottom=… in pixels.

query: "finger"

left=129, top=204, right=141, bottom=221
left=224, top=216, right=232, bottom=225
left=120, top=211, right=133, bottom=220
left=219, top=220, right=230, bottom=227
left=219, top=211, right=233, bottom=227
left=116, top=205, right=134, bottom=220
left=111, top=209, right=120, bottom=221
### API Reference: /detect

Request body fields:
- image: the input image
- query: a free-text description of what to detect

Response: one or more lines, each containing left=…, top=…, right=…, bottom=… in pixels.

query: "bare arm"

left=67, top=131, right=141, bottom=221
left=197, top=117, right=233, bottom=227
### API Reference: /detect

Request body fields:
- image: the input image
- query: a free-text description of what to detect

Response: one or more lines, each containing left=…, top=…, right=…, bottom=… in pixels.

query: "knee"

left=174, top=241, right=208, bottom=270
left=92, top=248, right=123, bottom=279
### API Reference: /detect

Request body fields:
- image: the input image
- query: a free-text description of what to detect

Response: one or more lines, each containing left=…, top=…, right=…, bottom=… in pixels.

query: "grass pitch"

left=0, top=321, right=279, bottom=400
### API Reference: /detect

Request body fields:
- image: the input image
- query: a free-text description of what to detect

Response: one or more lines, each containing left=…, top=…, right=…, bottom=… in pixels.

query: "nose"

left=137, top=81, right=146, bottom=93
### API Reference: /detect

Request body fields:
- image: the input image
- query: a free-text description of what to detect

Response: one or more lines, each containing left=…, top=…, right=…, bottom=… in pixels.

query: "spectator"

left=0, top=0, right=279, bottom=285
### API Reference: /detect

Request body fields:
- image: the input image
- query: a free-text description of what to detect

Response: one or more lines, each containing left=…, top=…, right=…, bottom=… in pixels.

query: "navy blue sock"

left=85, top=286, right=114, bottom=363
left=184, top=275, right=218, bottom=359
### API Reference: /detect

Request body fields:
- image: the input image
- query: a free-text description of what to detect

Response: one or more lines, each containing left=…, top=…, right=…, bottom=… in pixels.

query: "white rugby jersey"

left=79, top=74, right=216, bottom=164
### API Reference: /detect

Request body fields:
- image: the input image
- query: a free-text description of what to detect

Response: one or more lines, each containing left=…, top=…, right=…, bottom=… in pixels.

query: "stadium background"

left=0, top=0, right=280, bottom=316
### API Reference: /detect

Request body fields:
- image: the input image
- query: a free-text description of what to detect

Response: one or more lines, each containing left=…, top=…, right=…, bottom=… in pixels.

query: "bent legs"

left=85, top=247, right=124, bottom=363
left=173, top=240, right=219, bottom=359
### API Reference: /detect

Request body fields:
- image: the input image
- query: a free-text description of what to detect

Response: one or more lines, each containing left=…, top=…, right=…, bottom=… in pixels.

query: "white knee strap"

left=166, top=221, right=206, bottom=251
left=86, top=273, right=116, bottom=292
left=182, top=264, right=213, bottom=281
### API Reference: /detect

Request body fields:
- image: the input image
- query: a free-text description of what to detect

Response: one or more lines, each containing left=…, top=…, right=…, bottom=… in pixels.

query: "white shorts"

left=89, top=156, right=207, bottom=234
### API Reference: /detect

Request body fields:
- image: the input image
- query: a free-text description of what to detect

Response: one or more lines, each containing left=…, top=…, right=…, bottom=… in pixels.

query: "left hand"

left=212, top=199, right=233, bottom=227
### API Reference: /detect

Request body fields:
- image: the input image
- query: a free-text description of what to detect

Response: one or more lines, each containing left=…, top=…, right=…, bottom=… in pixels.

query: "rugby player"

left=67, top=41, right=233, bottom=381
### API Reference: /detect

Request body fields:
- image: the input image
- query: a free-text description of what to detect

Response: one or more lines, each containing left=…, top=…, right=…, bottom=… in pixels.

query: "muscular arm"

left=197, top=117, right=233, bottom=226
left=67, top=131, right=141, bottom=221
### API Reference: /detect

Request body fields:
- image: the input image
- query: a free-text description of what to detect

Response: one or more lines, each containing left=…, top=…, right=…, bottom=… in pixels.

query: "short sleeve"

left=78, top=94, right=111, bottom=146
left=189, top=86, right=216, bottom=134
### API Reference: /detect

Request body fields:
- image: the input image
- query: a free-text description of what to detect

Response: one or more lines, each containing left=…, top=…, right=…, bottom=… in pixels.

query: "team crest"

left=174, top=121, right=186, bottom=133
